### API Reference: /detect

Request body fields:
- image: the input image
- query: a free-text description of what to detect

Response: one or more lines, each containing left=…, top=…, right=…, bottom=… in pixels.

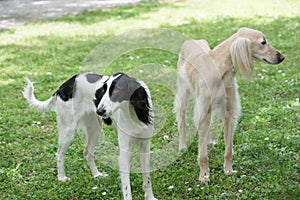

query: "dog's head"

left=230, top=27, right=285, bottom=79
left=95, top=73, right=152, bottom=125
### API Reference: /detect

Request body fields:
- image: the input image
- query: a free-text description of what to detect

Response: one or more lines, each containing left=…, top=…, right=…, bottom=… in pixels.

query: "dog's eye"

left=261, top=40, right=266, bottom=45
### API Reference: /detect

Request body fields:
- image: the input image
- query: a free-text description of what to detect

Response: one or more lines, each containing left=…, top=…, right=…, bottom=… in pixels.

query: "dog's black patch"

left=94, top=83, right=107, bottom=107
left=130, top=86, right=152, bottom=125
left=109, top=73, right=139, bottom=102
left=102, top=117, right=112, bottom=125
left=54, top=74, right=78, bottom=101
left=109, top=73, right=152, bottom=125
left=85, top=73, right=102, bottom=83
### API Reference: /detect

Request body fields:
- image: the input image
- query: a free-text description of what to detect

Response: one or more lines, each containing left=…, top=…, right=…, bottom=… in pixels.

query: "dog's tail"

left=22, top=78, right=56, bottom=113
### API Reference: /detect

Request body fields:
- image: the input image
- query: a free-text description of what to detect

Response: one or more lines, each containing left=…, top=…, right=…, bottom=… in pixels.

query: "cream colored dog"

left=174, top=27, right=284, bottom=182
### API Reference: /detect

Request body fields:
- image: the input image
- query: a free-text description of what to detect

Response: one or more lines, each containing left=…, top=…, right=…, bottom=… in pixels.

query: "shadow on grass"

left=55, top=1, right=165, bottom=24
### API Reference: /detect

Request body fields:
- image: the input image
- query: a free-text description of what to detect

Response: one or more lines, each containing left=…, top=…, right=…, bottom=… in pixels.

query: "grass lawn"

left=0, top=0, right=299, bottom=199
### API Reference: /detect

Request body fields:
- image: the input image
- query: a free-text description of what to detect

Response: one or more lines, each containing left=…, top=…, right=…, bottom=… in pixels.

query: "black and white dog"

left=23, top=72, right=157, bottom=200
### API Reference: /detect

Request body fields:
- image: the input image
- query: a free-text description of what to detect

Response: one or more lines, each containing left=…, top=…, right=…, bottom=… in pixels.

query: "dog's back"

left=178, top=39, right=210, bottom=67
left=23, top=73, right=108, bottom=115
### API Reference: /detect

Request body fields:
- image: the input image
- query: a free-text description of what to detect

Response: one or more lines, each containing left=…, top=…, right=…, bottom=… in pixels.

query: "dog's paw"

left=199, top=171, right=210, bottom=183
left=199, top=174, right=210, bottom=183
left=208, top=139, right=217, bottom=145
left=58, top=176, right=70, bottom=182
left=94, top=172, right=109, bottom=178
left=199, top=168, right=210, bottom=183
left=145, top=194, right=157, bottom=200
left=179, top=144, right=187, bottom=151
left=224, top=169, right=238, bottom=175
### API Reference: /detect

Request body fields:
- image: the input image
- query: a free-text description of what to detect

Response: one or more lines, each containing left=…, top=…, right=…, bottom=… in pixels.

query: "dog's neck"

left=209, top=34, right=238, bottom=76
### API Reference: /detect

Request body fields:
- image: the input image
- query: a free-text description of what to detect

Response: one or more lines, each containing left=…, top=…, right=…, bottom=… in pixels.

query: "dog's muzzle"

left=277, top=51, right=285, bottom=63
left=96, top=107, right=106, bottom=116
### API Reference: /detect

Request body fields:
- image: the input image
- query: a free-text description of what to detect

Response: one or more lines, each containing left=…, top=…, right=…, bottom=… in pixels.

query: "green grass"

left=0, top=0, right=299, bottom=199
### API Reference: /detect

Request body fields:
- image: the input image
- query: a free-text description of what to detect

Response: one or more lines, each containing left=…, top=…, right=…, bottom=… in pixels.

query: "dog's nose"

left=97, top=108, right=106, bottom=116
left=277, top=51, right=285, bottom=63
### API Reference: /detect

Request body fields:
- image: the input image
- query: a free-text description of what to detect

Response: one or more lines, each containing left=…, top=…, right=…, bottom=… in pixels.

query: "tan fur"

left=174, top=27, right=284, bottom=183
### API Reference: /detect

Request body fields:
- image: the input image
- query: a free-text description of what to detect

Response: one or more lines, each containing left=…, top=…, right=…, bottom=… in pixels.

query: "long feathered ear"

left=130, top=86, right=152, bottom=125
left=230, top=37, right=253, bottom=79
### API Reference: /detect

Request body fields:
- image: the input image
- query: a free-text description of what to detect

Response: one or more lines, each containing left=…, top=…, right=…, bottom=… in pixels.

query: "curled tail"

left=22, top=78, right=56, bottom=113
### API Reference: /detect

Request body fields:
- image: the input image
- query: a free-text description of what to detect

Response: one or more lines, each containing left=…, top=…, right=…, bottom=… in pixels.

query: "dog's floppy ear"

left=230, top=37, right=253, bottom=79
left=130, top=86, right=152, bottom=125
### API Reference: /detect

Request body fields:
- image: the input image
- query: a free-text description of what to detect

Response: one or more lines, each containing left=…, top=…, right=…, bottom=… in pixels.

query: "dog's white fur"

left=174, top=27, right=284, bottom=182
left=23, top=72, right=157, bottom=200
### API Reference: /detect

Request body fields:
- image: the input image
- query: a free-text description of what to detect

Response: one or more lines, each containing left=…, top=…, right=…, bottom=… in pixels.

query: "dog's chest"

left=112, top=103, right=154, bottom=138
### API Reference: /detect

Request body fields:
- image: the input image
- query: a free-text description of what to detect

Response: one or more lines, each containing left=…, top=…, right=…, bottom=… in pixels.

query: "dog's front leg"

left=139, top=140, right=157, bottom=200
left=194, top=97, right=211, bottom=183
left=118, top=132, right=134, bottom=200
left=224, top=87, right=240, bottom=175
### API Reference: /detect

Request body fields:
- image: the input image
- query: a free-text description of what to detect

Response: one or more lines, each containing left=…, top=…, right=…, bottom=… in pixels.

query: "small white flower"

left=164, top=60, right=169, bottom=63
left=139, top=69, right=144, bottom=73
left=188, top=187, right=192, bottom=191
left=99, top=172, right=109, bottom=177
left=129, top=56, right=134, bottom=60
left=185, top=181, right=189, bottom=184
left=136, top=56, right=140, bottom=59
left=102, top=191, right=107, bottom=195
left=238, top=189, right=243, bottom=193
left=241, top=175, right=246, bottom=178
left=264, top=137, right=269, bottom=141
left=163, top=135, right=169, bottom=140
left=92, top=186, right=98, bottom=190
left=168, top=185, right=174, bottom=190
left=278, top=70, right=282, bottom=73
left=46, top=72, right=52, bottom=75
left=36, top=121, right=41, bottom=125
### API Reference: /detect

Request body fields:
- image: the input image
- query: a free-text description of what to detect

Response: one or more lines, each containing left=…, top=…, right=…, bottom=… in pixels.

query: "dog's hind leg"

left=56, top=121, right=76, bottom=181
left=118, top=131, right=134, bottom=200
left=84, top=113, right=105, bottom=178
left=138, top=139, right=157, bottom=200
left=174, top=76, right=190, bottom=150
